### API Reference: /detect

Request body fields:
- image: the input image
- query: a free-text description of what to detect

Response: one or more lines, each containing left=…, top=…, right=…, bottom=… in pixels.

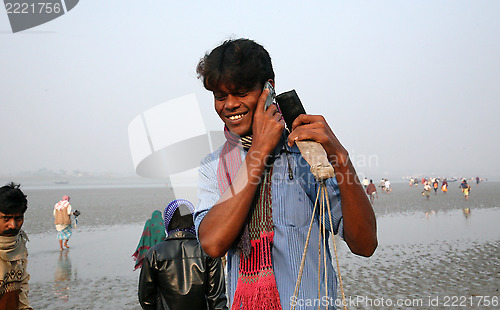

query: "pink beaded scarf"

left=217, top=127, right=282, bottom=310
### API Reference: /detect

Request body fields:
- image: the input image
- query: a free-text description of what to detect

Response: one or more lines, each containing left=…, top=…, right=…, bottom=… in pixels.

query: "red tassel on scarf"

left=232, top=231, right=282, bottom=310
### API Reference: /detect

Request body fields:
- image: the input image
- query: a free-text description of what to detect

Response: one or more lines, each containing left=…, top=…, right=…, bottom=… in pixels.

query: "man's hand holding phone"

left=287, top=114, right=349, bottom=168
left=250, top=81, right=284, bottom=156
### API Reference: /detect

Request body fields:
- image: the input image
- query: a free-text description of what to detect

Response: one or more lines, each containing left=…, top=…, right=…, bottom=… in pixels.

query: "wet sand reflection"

left=53, top=251, right=72, bottom=301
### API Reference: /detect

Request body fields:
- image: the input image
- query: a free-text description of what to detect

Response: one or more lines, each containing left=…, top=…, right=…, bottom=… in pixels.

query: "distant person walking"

left=54, top=195, right=73, bottom=251
left=366, top=179, right=378, bottom=203
left=423, top=182, right=432, bottom=200
left=362, top=177, right=370, bottom=189
left=384, top=179, right=391, bottom=193
left=441, top=179, right=448, bottom=194
left=433, top=179, right=439, bottom=194
left=460, top=180, right=471, bottom=200
left=379, top=178, right=386, bottom=192
left=132, top=210, right=166, bottom=270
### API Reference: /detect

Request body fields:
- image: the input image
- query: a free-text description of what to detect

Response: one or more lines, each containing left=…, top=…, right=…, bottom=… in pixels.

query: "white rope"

left=291, top=182, right=348, bottom=310
left=291, top=186, right=321, bottom=310
left=313, top=191, right=323, bottom=310
left=321, top=185, right=329, bottom=310
left=325, top=183, right=347, bottom=310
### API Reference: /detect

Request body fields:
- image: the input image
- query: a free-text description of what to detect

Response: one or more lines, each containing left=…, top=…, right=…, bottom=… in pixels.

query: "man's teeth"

left=229, top=114, right=243, bottom=120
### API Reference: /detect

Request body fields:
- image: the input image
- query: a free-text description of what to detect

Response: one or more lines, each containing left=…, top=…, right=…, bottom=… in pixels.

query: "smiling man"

left=194, top=38, right=377, bottom=310
left=0, top=182, right=32, bottom=310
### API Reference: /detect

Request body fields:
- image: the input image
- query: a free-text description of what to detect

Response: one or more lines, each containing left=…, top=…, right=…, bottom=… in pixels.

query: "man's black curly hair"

left=196, top=38, right=275, bottom=93
left=0, top=182, right=28, bottom=214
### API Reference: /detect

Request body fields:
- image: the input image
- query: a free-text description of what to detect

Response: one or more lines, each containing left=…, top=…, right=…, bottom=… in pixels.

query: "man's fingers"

left=291, top=114, right=317, bottom=131
left=287, top=129, right=316, bottom=147
left=256, top=88, right=270, bottom=112
left=273, top=110, right=284, bottom=122
left=288, top=115, right=332, bottom=147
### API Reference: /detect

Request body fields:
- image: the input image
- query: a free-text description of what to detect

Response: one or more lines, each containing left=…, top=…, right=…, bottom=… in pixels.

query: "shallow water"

left=336, top=208, right=500, bottom=309
left=13, top=179, right=500, bottom=309
left=28, top=223, right=144, bottom=310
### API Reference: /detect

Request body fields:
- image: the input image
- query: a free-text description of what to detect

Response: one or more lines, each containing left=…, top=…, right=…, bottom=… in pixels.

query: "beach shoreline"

left=21, top=181, right=500, bottom=309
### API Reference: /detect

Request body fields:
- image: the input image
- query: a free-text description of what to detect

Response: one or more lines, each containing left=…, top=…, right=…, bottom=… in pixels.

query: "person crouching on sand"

left=54, top=195, right=73, bottom=251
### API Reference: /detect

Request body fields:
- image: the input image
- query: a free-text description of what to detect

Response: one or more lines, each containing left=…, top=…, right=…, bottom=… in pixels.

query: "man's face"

left=0, top=211, right=24, bottom=237
left=213, top=84, right=262, bottom=137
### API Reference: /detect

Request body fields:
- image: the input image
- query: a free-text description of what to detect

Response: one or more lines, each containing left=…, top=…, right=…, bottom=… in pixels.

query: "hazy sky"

left=1, top=1, right=499, bottom=180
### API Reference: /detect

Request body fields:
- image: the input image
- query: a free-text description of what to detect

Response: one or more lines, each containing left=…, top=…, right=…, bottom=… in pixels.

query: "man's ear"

left=268, top=79, right=275, bottom=89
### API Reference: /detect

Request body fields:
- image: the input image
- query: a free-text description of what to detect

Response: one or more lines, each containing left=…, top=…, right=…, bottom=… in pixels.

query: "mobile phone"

left=275, top=90, right=307, bottom=130
left=263, top=81, right=276, bottom=111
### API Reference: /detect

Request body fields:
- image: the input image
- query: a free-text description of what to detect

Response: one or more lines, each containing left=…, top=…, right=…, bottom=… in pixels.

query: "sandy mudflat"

left=27, top=224, right=144, bottom=310
left=335, top=208, right=500, bottom=310
left=21, top=181, right=500, bottom=309
left=26, top=208, right=500, bottom=309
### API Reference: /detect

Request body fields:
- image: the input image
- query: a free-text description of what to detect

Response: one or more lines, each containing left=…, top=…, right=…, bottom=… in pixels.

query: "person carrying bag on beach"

left=53, top=195, right=73, bottom=251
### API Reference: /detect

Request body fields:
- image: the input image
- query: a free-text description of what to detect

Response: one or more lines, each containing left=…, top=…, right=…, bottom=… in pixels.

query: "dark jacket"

left=138, top=231, right=228, bottom=310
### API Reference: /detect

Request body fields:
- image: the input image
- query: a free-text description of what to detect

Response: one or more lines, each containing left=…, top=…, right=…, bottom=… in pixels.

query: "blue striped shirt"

left=195, top=139, right=344, bottom=310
